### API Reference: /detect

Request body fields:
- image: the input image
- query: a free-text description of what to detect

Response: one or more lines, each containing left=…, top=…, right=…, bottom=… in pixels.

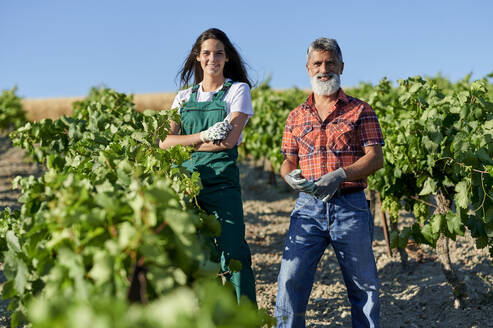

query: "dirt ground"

left=239, top=161, right=493, bottom=328
left=0, top=134, right=42, bottom=327
left=0, top=136, right=492, bottom=328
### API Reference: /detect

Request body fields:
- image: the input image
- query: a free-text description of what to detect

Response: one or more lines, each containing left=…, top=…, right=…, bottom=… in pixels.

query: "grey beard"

left=310, top=73, right=340, bottom=96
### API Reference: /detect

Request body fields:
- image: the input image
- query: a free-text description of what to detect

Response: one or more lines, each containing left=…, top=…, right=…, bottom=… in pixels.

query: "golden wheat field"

left=21, top=92, right=177, bottom=121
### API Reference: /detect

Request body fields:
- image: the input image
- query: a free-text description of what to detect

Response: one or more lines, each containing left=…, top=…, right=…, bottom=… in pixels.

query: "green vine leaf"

left=454, top=181, right=470, bottom=209
left=446, top=211, right=464, bottom=236
left=419, top=178, right=437, bottom=196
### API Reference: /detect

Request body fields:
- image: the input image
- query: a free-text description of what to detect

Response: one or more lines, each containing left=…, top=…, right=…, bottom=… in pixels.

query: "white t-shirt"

left=171, top=79, right=254, bottom=144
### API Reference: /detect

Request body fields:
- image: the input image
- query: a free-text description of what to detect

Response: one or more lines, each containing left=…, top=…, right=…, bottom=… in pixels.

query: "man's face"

left=306, top=50, right=343, bottom=78
left=307, top=50, right=344, bottom=96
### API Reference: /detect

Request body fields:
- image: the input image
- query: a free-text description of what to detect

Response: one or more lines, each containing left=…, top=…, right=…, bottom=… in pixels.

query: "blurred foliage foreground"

left=0, top=88, right=272, bottom=327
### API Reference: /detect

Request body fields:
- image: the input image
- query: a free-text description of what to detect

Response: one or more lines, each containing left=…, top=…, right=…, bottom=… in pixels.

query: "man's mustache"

left=315, top=73, right=336, bottom=80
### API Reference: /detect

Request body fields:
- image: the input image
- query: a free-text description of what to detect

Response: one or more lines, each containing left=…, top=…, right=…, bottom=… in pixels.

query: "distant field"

left=22, top=92, right=176, bottom=121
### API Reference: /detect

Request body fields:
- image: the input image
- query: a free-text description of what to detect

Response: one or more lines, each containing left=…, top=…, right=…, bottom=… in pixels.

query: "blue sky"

left=1, top=0, right=492, bottom=99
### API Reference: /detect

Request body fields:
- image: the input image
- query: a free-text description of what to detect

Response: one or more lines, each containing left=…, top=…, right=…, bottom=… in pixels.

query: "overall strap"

left=213, top=80, right=234, bottom=101
left=190, top=84, right=200, bottom=102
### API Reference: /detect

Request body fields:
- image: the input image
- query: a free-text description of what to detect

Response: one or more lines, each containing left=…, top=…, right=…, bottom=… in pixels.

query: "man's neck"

left=312, top=89, right=339, bottom=121
left=313, top=89, right=339, bottom=107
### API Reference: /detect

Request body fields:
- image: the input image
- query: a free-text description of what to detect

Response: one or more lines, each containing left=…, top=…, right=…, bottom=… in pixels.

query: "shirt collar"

left=199, top=78, right=232, bottom=93
left=305, top=88, right=348, bottom=108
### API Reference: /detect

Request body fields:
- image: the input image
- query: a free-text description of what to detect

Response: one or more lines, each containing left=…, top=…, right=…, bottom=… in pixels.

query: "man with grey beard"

left=275, top=38, right=385, bottom=328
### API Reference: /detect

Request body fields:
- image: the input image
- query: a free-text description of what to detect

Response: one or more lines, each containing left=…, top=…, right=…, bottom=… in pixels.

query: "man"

left=275, top=38, right=384, bottom=328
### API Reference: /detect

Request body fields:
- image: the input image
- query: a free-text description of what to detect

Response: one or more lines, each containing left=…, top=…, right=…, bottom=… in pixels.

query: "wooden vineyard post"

left=376, top=192, right=392, bottom=257
left=264, top=159, right=277, bottom=186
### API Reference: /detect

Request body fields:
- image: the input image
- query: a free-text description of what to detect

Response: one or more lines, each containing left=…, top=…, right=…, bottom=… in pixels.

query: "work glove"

left=313, top=167, right=347, bottom=202
left=199, top=118, right=232, bottom=143
left=285, top=169, right=316, bottom=193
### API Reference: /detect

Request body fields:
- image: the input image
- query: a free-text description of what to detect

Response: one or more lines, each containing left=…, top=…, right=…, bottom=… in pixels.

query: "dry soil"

left=0, top=137, right=492, bottom=328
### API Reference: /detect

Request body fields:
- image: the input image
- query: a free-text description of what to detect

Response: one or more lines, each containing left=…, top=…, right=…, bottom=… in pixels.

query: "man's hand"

left=285, top=169, right=316, bottom=193
left=313, top=167, right=347, bottom=202
left=199, top=118, right=232, bottom=143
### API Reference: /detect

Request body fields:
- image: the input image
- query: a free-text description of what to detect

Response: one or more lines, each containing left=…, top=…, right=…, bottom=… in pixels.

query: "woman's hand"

left=158, top=112, right=247, bottom=151
left=200, top=118, right=233, bottom=143
left=196, top=112, right=248, bottom=151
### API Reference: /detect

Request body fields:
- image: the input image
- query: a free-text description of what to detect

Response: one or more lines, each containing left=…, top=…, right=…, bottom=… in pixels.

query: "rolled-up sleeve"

left=230, top=83, right=254, bottom=117
left=358, top=103, right=385, bottom=147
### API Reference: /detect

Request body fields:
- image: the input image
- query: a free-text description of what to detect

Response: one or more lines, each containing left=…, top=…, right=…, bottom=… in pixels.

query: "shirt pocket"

left=292, top=125, right=315, bottom=156
left=328, top=119, right=354, bottom=151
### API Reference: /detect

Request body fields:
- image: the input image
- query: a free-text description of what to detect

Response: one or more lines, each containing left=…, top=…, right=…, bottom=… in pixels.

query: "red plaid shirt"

left=281, top=89, right=384, bottom=191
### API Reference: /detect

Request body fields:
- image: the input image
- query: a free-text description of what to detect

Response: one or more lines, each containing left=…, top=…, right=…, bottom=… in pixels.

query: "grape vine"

left=1, top=88, right=271, bottom=327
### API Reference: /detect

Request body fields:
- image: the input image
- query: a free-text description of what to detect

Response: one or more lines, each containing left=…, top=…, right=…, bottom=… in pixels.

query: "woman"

left=159, top=28, right=256, bottom=305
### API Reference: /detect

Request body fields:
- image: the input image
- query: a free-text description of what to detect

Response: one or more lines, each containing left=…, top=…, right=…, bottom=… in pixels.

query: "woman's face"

left=196, top=38, right=228, bottom=78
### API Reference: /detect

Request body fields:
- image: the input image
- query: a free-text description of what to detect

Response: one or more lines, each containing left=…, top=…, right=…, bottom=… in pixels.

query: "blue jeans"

left=275, top=191, right=380, bottom=328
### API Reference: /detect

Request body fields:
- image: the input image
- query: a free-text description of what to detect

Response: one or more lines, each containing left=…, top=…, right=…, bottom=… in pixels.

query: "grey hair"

left=307, top=38, right=343, bottom=64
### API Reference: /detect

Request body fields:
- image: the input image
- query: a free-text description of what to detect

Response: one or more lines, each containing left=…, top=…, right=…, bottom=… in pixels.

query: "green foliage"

left=360, top=75, right=493, bottom=253
left=228, top=259, right=243, bottom=272
left=0, top=86, right=27, bottom=132
left=2, top=87, right=269, bottom=327
left=27, top=281, right=271, bottom=328
left=246, top=75, right=493, bottom=255
left=241, top=80, right=308, bottom=171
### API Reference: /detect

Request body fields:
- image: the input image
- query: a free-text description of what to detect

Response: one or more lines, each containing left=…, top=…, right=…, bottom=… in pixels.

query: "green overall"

left=180, top=81, right=257, bottom=305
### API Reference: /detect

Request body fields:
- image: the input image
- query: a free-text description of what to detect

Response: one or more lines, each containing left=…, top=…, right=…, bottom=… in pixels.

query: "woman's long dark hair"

left=178, top=28, right=251, bottom=88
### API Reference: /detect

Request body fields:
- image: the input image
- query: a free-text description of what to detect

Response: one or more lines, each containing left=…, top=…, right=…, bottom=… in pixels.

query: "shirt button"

left=320, top=146, right=326, bottom=151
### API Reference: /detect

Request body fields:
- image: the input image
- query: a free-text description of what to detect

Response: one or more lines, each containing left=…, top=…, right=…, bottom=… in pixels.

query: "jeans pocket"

left=338, top=192, right=368, bottom=212
left=294, top=196, right=310, bottom=211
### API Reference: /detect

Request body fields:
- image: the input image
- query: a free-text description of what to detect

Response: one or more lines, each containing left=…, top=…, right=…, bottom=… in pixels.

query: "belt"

left=336, top=187, right=365, bottom=196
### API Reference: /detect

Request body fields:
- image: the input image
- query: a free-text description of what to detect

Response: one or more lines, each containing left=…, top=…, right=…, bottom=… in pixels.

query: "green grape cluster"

left=382, top=197, right=400, bottom=220
left=413, top=202, right=429, bottom=225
